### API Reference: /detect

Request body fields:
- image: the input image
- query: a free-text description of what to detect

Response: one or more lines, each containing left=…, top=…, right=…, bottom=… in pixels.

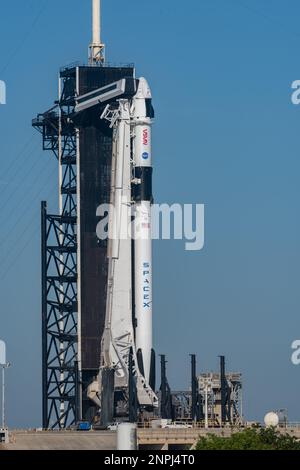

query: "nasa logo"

left=142, top=152, right=149, bottom=160
left=143, top=128, right=148, bottom=146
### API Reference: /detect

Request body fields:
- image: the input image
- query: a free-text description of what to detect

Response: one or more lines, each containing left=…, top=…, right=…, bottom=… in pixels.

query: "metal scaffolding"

left=34, top=67, right=79, bottom=429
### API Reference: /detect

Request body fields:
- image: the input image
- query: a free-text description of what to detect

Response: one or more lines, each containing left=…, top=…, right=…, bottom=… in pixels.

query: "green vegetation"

left=196, top=427, right=300, bottom=450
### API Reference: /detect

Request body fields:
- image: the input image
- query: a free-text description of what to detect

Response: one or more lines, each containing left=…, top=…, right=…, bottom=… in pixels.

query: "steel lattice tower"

left=33, top=62, right=134, bottom=428
left=34, top=68, right=79, bottom=428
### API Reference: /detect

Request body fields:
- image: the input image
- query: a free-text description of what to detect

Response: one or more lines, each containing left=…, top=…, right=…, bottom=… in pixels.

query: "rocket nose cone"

left=137, top=77, right=152, bottom=99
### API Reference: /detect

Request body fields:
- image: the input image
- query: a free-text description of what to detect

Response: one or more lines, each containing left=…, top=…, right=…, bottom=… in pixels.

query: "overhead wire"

left=0, top=161, right=57, bottom=247
left=0, top=166, right=57, bottom=277
left=0, top=190, right=54, bottom=283
left=0, top=0, right=48, bottom=75
left=0, top=135, right=36, bottom=178
left=229, top=0, right=300, bottom=42
left=0, top=143, right=47, bottom=215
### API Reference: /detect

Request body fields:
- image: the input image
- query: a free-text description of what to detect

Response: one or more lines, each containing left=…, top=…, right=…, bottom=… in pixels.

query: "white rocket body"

left=82, top=77, right=157, bottom=412
left=98, top=88, right=157, bottom=408
left=77, top=0, right=157, bottom=414
left=132, top=78, right=154, bottom=386
left=134, top=202, right=152, bottom=380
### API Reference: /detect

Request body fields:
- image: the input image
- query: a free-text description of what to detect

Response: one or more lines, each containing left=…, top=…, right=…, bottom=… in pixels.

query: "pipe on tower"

left=92, top=0, right=101, bottom=45
left=89, top=0, right=105, bottom=64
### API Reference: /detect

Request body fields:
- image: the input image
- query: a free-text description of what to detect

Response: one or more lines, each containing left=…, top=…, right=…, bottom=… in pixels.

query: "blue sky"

left=1, top=0, right=300, bottom=427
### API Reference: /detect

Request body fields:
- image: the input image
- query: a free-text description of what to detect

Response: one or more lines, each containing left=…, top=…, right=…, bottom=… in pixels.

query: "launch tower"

left=33, top=1, right=156, bottom=428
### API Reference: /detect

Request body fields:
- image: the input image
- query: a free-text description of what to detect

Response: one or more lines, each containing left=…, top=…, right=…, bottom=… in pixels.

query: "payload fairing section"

left=75, top=77, right=157, bottom=419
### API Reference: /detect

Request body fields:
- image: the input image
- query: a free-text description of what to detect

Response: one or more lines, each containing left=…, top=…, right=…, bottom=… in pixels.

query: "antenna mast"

left=89, top=0, right=105, bottom=65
